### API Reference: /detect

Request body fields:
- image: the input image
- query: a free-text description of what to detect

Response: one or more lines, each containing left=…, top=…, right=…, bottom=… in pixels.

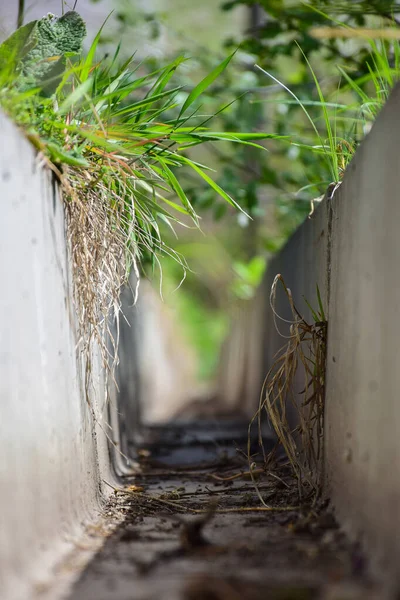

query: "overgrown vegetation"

left=253, top=9, right=400, bottom=192
left=229, top=1, right=400, bottom=497
left=91, top=0, right=400, bottom=387
left=221, top=0, right=400, bottom=202
left=0, top=10, right=278, bottom=372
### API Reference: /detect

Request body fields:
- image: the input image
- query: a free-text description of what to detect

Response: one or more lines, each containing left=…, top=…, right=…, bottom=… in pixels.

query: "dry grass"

left=249, top=274, right=327, bottom=498
left=64, top=166, right=139, bottom=379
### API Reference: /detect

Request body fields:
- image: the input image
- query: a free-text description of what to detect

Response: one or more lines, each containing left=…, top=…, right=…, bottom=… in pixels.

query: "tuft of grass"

left=0, top=12, right=284, bottom=383
left=255, top=62, right=342, bottom=185
left=256, top=11, right=400, bottom=202
left=248, top=275, right=327, bottom=500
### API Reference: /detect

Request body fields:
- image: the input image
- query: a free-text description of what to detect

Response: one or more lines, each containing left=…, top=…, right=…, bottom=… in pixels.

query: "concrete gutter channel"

left=68, top=80, right=400, bottom=598
left=2, top=79, right=400, bottom=597
left=68, top=421, right=375, bottom=600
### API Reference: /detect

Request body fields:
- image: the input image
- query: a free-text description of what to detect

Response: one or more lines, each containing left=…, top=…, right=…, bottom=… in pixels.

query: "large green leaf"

left=21, top=11, right=86, bottom=92
left=0, top=19, right=38, bottom=73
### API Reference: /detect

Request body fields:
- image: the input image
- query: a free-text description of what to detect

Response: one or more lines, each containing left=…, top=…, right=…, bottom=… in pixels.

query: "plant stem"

left=17, top=0, right=25, bottom=28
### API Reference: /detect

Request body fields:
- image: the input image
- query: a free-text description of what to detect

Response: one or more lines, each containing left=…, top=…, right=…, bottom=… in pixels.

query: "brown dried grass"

left=64, top=166, right=139, bottom=371
left=249, top=274, right=327, bottom=499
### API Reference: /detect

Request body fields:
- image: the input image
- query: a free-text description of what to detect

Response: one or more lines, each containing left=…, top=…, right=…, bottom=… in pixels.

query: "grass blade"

left=178, top=51, right=236, bottom=119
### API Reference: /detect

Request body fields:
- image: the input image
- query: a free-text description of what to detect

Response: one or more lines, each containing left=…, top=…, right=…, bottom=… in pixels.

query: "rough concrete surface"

left=324, top=81, right=400, bottom=586
left=253, top=80, right=400, bottom=588
left=0, top=112, right=112, bottom=600
left=68, top=421, right=378, bottom=600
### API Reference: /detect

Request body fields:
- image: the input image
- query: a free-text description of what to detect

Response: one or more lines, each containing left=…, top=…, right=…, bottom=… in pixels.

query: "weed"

left=256, top=8, right=400, bottom=201
left=0, top=11, right=281, bottom=409
left=249, top=275, right=327, bottom=500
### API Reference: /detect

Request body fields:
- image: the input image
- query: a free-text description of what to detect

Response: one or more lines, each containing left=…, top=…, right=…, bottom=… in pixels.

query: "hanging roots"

left=63, top=164, right=140, bottom=399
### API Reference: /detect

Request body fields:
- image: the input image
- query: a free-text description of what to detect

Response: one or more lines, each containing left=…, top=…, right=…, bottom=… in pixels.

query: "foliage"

left=221, top=1, right=400, bottom=196
left=230, top=255, right=266, bottom=300
left=222, top=0, right=400, bottom=69
left=83, top=0, right=398, bottom=384
left=0, top=9, right=280, bottom=371
left=0, top=12, right=86, bottom=93
left=251, top=15, right=400, bottom=194
left=81, top=0, right=400, bottom=384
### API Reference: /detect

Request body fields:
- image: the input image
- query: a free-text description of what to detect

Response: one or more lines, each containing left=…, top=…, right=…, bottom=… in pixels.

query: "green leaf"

left=180, top=155, right=249, bottom=216
left=80, top=13, right=110, bottom=82
left=46, top=142, right=89, bottom=167
left=155, top=158, right=198, bottom=223
left=22, top=12, right=86, bottom=84
left=178, top=51, right=236, bottom=119
left=304, top=297, right=320, bottom=323
left=0, top=19, right=38, bottom=73
left=58, top=77, right=93, bottom=114
left=153, top=56, right=187, bottom=96
left=112, top=86, right=183, bottom=118
left=316, top=285, right=326, bottom=321
left=296, top=43, right=339, bottom=182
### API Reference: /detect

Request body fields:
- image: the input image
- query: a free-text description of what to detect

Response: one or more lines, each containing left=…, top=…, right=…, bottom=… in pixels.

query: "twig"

left=210, top=469, right=264, bottom=482
left=152, top=505, right=300, bottom=514
left=17, top=0, right=25, bottom=28
left=210, top=506, right=299, bottom=513
left=102, top=479, right=120, bottom=492
left=267, top=470, right=290, bottom=489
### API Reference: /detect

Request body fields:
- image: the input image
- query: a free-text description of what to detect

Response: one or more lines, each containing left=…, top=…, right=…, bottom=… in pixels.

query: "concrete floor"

left=68, top=420, right=379, bottom=600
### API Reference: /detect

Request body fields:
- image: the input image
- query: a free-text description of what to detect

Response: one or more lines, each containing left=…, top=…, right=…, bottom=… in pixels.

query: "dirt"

left=68, top=419, right=381, bottom=600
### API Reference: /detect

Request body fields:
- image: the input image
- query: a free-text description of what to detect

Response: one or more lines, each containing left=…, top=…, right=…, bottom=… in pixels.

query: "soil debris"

left=68, top=421, right=376, bottom=600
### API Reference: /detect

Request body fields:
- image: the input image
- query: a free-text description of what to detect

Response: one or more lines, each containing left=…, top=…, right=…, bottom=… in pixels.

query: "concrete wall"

left=0, top=112, right=112, bottom=599
left=324, top=82, right=400, bottom=585
left=259, top=81, right=400, bottom=587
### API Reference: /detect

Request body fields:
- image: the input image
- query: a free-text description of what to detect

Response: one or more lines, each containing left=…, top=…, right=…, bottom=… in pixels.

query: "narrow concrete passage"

left=69, top=420, right=375, bottom=600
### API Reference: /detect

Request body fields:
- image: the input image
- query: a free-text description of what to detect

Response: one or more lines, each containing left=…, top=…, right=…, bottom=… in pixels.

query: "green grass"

left=256, top=13, right=400, bottom=194
left=0, top=10, right=285, bottom=364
